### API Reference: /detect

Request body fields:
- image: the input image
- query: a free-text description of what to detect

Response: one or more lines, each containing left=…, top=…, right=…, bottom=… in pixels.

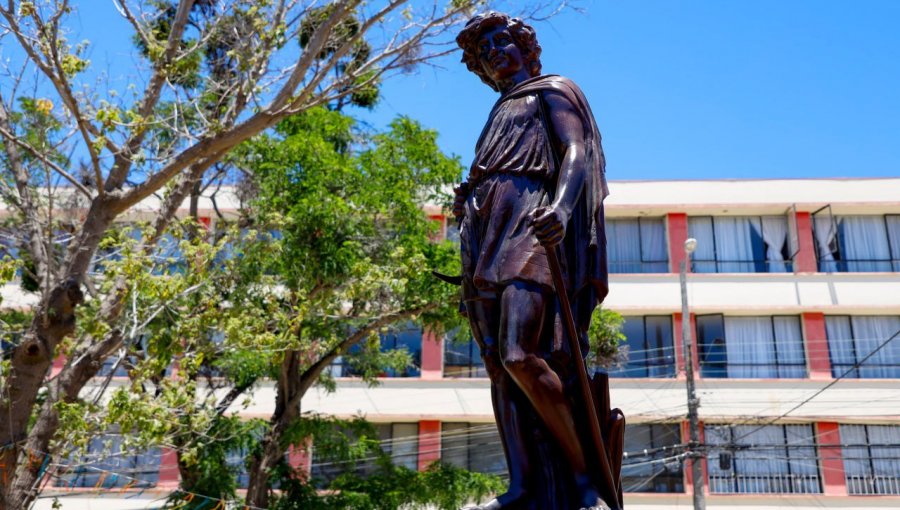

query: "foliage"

left=164, top=416, right=264, bottom=507
left=268, top=417, right=504, bottom=510
left=116, top=106, right=474, bottom=507
left=588, top=307, right=626, bottom=368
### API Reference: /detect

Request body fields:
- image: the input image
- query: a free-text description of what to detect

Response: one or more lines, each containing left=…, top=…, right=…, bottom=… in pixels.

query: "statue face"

left=476, top=25, right=527, bottom=87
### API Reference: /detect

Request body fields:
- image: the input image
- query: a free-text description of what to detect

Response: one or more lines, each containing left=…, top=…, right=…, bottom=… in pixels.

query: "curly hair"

left=456, top=12, right=542, bottom=92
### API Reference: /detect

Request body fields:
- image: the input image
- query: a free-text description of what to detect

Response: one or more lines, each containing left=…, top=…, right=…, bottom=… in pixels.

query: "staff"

left=542, top=241, right=621, bottom=510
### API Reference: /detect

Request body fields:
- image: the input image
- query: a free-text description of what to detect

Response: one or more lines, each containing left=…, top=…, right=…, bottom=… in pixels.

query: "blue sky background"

left=52, top=1, right=900, bottom=181
left=357, top=0, right=900, bottom=181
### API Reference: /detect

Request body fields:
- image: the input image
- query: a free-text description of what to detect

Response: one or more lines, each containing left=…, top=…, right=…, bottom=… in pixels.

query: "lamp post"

left=680, top=238, right=705, bottom=510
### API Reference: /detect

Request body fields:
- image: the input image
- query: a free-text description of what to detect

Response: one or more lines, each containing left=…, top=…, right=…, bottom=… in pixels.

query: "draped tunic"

left=460, top=75, right=609, bottom=309
left=460, top=87, right=556, bottom=291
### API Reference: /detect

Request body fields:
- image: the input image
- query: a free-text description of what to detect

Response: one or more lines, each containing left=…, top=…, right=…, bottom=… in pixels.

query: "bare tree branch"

left=106, top=0, right=197, bottom=191
left=0, top=123, right=92, bottom=199
left=0, top=91, right=51, bottom=291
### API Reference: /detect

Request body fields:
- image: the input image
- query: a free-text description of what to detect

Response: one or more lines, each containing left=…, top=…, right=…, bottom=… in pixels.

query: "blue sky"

left=51, top=1, right=900, bottom=181
left=358, top=0, right=900, bottom=180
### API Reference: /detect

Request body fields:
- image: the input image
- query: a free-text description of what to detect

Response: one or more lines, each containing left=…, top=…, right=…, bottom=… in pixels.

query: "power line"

left=731, top=326, right=900, bottom=443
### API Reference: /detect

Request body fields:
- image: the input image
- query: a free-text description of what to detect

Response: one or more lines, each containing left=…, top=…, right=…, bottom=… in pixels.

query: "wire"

left=730, top=326, right=900, bottom=443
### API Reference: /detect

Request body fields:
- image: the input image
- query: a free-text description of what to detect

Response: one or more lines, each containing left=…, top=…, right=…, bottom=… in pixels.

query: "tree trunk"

left=2, top=328, right=118, bottom=509
left=244, top=350, right=303, bottom=509
left=0, top=173, right=199, bottom=507
left=244, top=421, right=290, bottom=509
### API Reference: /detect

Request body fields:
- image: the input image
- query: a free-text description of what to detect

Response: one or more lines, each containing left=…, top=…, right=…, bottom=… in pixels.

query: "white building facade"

left=22, top=177, right=900, bottom=509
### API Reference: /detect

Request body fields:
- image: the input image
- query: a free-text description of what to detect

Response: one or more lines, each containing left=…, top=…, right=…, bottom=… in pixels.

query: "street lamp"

left=680, top=238, right=705, bottom=510
left=684, top=237, right=697, bottom=255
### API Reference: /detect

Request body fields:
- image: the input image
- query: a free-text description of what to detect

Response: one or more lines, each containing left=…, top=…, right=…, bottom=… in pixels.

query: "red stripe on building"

left=804, top=312, right=832, bottom=380
left=816, top=421, right=848, bottom=496
left=417, top=420, right=441, bottom=471
left=667, top=213, right=689, bottom=274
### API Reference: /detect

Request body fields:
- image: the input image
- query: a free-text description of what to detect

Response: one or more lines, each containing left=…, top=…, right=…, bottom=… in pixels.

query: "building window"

left=444, top=336, right=487, bottom=377
left=707, top=424, right=821, bottom=494
left=606, top=218, right=668, bottom=273
left=311, top=422, right=419, bottom=486
left=386, top=423, right=420, bottom=470
left=814, top=215, right=900, bottom=272
left=441, top=423, right=507, bottom=477
left=310, top=423, right=389, bottom=486
left=622, top=424, right=683, bottom=493
left=697, top=315, right=806, bottom=378
left=825, top=316, right=900, bottom=378
left=327, top=322, right=423, bottom=378
left=688, top=216, right=792, bottom=273
left=841, top=424, right=900, bottom=495
left=226, top=448, right=252, bottom=489
left=56, top=434, right=160, bottom=488
left=608, top=316, right=675, bottom=378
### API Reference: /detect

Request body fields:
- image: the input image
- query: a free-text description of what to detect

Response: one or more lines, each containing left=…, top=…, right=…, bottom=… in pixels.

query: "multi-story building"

left=16, top=177, right=900, bottom=509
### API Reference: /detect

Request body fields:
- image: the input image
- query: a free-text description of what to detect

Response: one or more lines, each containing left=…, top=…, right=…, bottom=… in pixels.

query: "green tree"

left=0, top=1, right=499, bottom=507
left=68, top=106, right=489, bottom=509
left=588, top=308, right=627, bottom=368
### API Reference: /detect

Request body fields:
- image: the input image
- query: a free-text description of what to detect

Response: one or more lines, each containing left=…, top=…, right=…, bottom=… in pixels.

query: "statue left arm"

left=531, top=89, right=588, bottom=246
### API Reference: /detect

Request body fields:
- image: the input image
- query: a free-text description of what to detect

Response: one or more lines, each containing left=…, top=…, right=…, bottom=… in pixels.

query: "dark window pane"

left=609, top=316, right=675, bottom=378
left=697, top=315, right=727, bottom=378
left=444, top=336, right=487, bottom=378
left=622, top=424, right=684, bottom=493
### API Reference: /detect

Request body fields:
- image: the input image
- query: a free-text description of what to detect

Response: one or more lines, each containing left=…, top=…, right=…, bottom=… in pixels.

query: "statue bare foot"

left=463, top=486, right=533, bottom=510
left=575, top=475, right=611, bottom=510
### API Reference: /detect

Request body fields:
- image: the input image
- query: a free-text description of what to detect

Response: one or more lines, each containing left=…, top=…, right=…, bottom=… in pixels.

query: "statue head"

left=456, top=12, right=542, bottom=92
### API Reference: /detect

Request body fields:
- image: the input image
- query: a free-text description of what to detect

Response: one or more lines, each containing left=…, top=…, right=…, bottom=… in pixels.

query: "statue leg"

left=498, top=281, right=602, bottom=509
left=464, top=288, right=533, bottom=509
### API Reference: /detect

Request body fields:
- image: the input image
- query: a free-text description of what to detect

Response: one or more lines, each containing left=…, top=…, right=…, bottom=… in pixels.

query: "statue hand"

left=531, top=205, right=567, bottom=246
left=452, top=182, right=469, bottom=220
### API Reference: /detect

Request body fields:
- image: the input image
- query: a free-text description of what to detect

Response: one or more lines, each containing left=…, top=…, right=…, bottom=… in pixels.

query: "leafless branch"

left=0, top=124, right=92, bottom=199
left=106, top=0, right=197, bottom=191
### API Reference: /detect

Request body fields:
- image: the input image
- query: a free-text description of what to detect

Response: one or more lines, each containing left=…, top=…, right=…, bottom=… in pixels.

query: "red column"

left=794, top=211, right=818, bottom=273
left=667, top=213, right=689, bottom=274
left=429, top=214, right=447, bottom=241
left=681, top=420, right=708, bottom=495
left=420, top=329, right=444, bottom=380
left=157, top=447, right=180, bottom=488
left=422, top=213, right=447, bottom=380
left=673, top=313, right=699, bottom=379
left=417, top=420, right=441, bottom=471
left=817, top=422, right=848, bottom=496
left=288, top=440, right=312, bottom=481
left=803, top=312, right=832, bottom=380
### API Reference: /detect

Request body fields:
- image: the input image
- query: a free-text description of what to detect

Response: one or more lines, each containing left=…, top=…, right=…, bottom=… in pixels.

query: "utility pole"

left=680, top=238, right=706, bottom=510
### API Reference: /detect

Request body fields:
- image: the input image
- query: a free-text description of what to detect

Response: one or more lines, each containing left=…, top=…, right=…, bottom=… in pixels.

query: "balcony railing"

left=709, top=473, right=821, bottom=494
left=847, top=475, right=900, bottom=496
left=691, top=259, right=793, bottom=274
left=818, top=258, right=900, bottom=273
left=608, top=260, right=668, bottom=274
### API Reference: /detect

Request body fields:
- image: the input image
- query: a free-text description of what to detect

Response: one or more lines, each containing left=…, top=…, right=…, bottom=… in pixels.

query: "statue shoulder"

left=526, top=76, right=586, bottom=112
left=537, top=75, right=586, bottom=97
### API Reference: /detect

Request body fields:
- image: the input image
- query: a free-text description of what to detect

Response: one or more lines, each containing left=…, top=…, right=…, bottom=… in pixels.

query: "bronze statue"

left=451, top=12, right=624, bottom=510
